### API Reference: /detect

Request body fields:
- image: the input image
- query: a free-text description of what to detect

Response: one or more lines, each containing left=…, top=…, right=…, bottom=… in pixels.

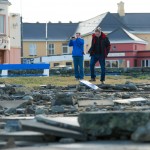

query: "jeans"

left=90, top=54, right=105, bottom=81
left=73, top=56, right=84, bottom=79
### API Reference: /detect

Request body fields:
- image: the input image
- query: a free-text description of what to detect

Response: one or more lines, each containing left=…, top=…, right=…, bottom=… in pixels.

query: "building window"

left=135, top=45, right=137, bottom=50
left=29, top=43, right=37, bottom=56
left=106, top=60, right=119, bottom=68
left=142, top=60, right=150, bottom=67
left=84, top=61, right=90, bottom=68
left=134, top=59, right=137, bottom=67
left=66, top=62, right=72, bottom=66
left=0, top=15, right=4, bottom=34
left=112, top=45, right=116, bottom=51
left=48, top=44, right=55, bottom=55
left=62, top=43, right=69, bottom=54
left=54, top=63, right=59, bottom=67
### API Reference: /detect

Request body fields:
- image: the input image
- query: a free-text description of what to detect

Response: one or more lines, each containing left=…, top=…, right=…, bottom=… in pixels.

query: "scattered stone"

left=53, top=92, right=76, bottom=106
left=122, top=93, right=131, bottom=99
left=16, top=108, right=26, bottom=114
left=78, top=112, right=150, bottom=137
left=132, top=122, right=150, bottom=142
left=51, top=106, right=65, bottom=113
left=59, top=138, right=75, bottom=143
left=22, top=95, right=34, bottom=101
left=35, top=107, right=49, bottom=115
left=4, top=108, right=16, bottom=115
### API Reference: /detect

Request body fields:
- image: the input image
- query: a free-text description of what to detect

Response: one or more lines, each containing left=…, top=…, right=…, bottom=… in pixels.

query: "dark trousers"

left=90, top=54, right=105, bottom=81
left=73, top=56, right=84, bottom=79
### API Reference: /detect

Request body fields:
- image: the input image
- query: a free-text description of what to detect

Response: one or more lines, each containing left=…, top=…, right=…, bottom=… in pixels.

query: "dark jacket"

left=69, top=38, right=84, bottom=56
left=88, top=32, right=110, bottom=57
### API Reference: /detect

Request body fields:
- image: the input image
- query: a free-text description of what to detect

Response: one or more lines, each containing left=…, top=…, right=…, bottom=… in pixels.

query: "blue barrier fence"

left=0, top=64, right=50, bottom=77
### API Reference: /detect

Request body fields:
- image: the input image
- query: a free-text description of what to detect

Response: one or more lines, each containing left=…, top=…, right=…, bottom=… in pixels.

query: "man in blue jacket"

left=69, top=33, right=84, bottom=80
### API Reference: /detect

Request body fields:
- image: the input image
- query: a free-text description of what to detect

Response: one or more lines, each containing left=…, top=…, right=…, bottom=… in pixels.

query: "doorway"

left=0, top=51, right=4, bottom=64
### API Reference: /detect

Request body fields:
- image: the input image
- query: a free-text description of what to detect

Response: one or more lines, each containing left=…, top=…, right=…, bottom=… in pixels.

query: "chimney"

left=117, top=1, right=125, bottom=16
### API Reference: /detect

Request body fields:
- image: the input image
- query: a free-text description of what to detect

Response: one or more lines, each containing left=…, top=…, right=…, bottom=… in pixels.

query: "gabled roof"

left=107, top=28, right=148, bottom=44
left=75, top=12, right=132, bottom=36
left=23, top=23, right=46, bottom=40
left=112, top=13, right=150, bottom=33
left=75, top=12, right=107, bottom=36
left=47, top=23, right=78, bottom=41
left=99, top=12, right=132, bottom=32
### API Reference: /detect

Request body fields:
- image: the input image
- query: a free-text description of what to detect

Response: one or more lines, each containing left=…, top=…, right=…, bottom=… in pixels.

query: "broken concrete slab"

left=80, top=80, right=99, bottom=90
left=53, top=92, right=76, bottom=106
left=131, top=122, right=150, bottom=142
left=35, top=115, right=81, bottom=132
left=0, top=131, right=45, bottom=142
left=7, top=141, right=150, bottom=150
left=0, top=100, right=29, bottom=109
left=78, top=100, right=114, bottom=107
left=78, top=112, right=150, bottom=137
left=113, top=97, right=147, bottom=105
left=20, top=120, right=87, bottom=141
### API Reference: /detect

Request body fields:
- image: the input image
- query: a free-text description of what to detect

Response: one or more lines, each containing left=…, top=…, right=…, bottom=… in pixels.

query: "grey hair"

left=95, top=27, right=102, bottom=33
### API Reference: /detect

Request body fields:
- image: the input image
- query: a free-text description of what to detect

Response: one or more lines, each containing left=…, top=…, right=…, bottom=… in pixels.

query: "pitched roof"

left=23, top=23, right=46, bottom=40
left=75, top=12, right=107, bottom=36
left=112, top=13, right=150, bottom=33
left=47, top=23, right=78, bottom=41
left=75, top=12, right=132, bottom=36
left=107, top=28, right=147, bottom=44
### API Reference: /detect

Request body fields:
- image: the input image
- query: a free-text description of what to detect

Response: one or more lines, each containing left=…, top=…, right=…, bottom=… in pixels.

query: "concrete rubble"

left=0, top=81, right=150, bottom=149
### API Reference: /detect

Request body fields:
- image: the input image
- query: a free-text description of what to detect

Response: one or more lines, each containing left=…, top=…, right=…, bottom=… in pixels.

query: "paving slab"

left=113, top=97, right=147, bottom=104
left=6, top=141, right=150, bottom=150
left=79, top=80, right=99, bottom=90
left=78, top=111, right=150, bottom=137
left=36, top=116, right=81, bottom=132
left=0, top=131, right=44, bottom=142
left=78, top=100, right=114, bottom=107
left=20, top=120, right=87, bottom=141
left=0, top=100, right=28, bottom=109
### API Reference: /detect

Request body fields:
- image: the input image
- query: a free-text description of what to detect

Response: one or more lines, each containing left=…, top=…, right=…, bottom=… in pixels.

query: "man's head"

left=95, top=27, right=101, bottom=37
left=76, top=32, right=81, bottom=38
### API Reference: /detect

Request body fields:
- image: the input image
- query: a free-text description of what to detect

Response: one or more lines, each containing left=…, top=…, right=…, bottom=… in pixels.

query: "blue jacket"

left=69, top=38, right=84, bottom=56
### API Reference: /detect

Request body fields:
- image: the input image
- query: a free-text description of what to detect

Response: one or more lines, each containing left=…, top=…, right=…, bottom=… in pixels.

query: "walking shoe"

left=89, top=78, right=96, bottom=82
left=75, top=78, right=79, bottom=81
left=101, top=81, right=105, bottom=85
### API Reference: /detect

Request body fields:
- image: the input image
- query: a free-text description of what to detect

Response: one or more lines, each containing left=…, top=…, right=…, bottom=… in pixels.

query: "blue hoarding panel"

left=0, top=64, right=50, bottom=70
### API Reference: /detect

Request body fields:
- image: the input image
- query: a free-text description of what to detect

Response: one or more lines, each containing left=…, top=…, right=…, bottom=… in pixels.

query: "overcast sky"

left=9, top=0, right=150, bottom=23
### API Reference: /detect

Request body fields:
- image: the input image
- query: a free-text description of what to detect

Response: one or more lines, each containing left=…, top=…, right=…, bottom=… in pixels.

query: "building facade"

left=0, top=0, right=21, bottom=64
left=23, top=1, right=150, bottom=68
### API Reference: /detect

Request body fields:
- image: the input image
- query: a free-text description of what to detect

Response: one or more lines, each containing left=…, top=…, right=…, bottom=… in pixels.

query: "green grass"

left=0, top=75, right=149, bottom=88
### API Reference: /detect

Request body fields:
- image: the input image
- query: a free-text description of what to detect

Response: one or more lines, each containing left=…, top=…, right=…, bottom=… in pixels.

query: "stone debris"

left=113, top=97, right=147, bottom=105
left=0, top=81, right=150, bottom=149
left=78, top=112, right=150, bottom=138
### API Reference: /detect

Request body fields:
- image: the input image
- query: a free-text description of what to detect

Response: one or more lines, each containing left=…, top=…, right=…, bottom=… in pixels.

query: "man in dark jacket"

left=69, top=33, right=84, bottom=80
left=88, top=27, right=110, bottom=84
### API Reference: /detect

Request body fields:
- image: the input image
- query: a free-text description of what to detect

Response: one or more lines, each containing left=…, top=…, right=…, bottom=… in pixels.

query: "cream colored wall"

left=23, top=41, right=46, bottom=57
left=10, top=13, right=21, bottom=49
left=135, top=34, right=150, bottom=50
left=47, top=41, right=72, bottom=55
left=83, top=35, right=92, bottom=54
left=0, top=2, right=10, bottom=36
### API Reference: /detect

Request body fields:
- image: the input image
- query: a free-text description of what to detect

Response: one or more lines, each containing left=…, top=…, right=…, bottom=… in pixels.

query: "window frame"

left=0, top=15, right=5, bottom=34
left=48, top=43, right=55, bottom=55
left=62, top=43, right=69, bottom=54
left=29, top=43, right=37, bottom=56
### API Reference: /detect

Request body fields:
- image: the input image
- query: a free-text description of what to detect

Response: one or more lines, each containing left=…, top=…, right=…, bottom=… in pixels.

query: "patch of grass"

left=0, top=75, right=149, bottom=88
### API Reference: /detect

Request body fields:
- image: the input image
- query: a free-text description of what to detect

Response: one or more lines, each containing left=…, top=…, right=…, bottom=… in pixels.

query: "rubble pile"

left=0, top=81, right=150, bottom=149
